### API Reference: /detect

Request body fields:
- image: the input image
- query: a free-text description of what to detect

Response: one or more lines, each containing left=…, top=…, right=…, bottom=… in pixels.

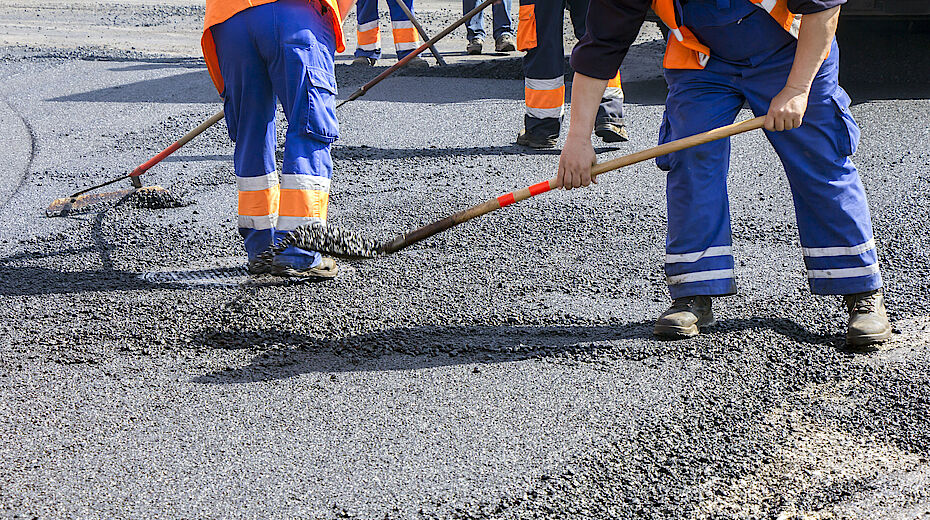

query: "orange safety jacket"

left=201, top=0, right=345, bottom=95
left=652, top=0, right=801, bottom=69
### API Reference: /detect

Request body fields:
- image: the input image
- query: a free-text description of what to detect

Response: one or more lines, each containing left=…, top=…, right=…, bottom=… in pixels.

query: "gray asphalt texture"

left=2, top=5, right=930, bottom=519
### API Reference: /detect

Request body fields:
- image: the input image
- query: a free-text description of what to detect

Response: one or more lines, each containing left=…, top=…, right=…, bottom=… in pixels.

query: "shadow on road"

left=331, top=143, right=623, bottom=160
left=192, top=317, right=838, bottom=383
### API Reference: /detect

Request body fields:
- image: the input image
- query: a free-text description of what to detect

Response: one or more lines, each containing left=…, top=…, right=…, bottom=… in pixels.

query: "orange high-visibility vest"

left=652, top=0, right=801, bottom=69
left=201, top=0, right=345, bottom=94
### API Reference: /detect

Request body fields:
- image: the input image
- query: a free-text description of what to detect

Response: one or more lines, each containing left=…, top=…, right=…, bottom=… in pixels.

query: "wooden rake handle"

left=379, top=116, right=765, bottom=254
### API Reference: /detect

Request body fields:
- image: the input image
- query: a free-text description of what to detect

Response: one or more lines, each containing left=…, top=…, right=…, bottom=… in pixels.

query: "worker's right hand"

left=556, top=134, right=597, bottom=190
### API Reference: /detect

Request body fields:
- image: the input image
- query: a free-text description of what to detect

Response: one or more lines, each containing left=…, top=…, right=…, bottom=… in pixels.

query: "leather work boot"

left=247, top=251, right=275, bottom=275
left=516, top=129, right=557, bottom=149
left=844, top=289, right=891, bottom=347
left=654, top=295, right=715, bottom=338
left=594, top=120, right=630, bottom=143
left=495, top=33, right=516, bottom=52
left=271, top=256, right=339, bottom=281
left=466, top=38, right=483, bottom=55
left=403, top=56, right=430, bottom=69
left=351, top=56, right=376, bottom=66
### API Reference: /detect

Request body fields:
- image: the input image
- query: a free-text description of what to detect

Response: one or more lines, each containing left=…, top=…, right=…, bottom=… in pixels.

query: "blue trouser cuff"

left=668, top=279, right=737, bottom=300
left=808, top=273, right=882, bottom=296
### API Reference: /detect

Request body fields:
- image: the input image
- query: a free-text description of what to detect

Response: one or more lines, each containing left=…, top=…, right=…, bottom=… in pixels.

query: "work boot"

left=351, top=56, right=376, bottom=66
left=466, top=38, right=483, bottom=55
left=495, top=33, right=516, bottom=52
left=844, top=289, right=891, bottom=347
left=402, top=56, right=430, bottom=69
left=595, top=119, right=630, bottom=143
left=516, top=129, right=557, bottom=149
left=654, top=295, right=715, bottom=338
left=271, top=256, right=339, bottom=281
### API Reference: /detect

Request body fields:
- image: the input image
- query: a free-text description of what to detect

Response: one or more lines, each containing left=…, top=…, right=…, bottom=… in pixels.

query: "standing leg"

left=265, top=0, right=341, bottom=272
left=463, top=0, right=486, bottom=42
left=742, top=41, right=882, bottom=296
left=491, top=0, right=515, bottom=51
left=517, top=0, right=565, bottom=147
left=388, top=0, right=420, bottom=60
left=355, top=0, right=382, bottom=61
left=492, top=0, right=513, bottom=40
left=594, top=70, right=629, bottom=142
left=211, top=6, right=279, bottom=266
left=660, top=67, right=745, bottom=299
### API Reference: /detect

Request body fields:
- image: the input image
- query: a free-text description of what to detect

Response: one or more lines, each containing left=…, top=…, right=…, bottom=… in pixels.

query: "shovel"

left=275, top=116, right=767, bottom=259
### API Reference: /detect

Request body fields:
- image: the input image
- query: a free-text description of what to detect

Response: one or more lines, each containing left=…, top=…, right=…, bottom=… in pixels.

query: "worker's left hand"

left=765, top=85, right=809, bottom=131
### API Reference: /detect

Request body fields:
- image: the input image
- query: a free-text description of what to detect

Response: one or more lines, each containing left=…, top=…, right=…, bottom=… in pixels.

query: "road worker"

left=351, top=0, right=430, bottom=67
left=202, top=0, right=355, bottom=279
left=515, top=0, right=628, bottom=149
left=557, top=0, right=891, bottom=345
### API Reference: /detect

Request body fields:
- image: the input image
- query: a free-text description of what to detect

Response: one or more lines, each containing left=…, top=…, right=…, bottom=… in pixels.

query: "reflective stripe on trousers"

left=658, top=14, right=880, bottom=297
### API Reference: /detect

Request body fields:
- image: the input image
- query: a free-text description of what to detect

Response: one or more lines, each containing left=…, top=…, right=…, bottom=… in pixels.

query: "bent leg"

left=661, top=67, right=745, bottom=299
left=743, top=41, right=881, bottom=295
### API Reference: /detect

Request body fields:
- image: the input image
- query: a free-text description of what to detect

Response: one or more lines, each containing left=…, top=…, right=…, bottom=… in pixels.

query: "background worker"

left=557, top=0, right=891, bottom=345
left=515, top=0, right=628, bottom=149
left=352, top=0, right=430, bottom=67
left=464, top=0, right=516, bottom=54
left=201, top=0, right=356, bottom=279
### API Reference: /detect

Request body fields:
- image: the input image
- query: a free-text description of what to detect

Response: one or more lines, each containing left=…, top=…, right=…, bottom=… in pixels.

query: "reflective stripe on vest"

left=651, top=0, right=801, bottom=69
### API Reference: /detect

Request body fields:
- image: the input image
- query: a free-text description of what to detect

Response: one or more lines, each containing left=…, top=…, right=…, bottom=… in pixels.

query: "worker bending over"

left=557, top=0, right=891, bottom=345
left=516, top=0, right=628, bottom=149
left=202, top=0, right=355, bottom=279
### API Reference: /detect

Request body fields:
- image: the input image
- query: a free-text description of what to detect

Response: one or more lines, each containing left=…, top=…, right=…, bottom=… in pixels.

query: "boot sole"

left=594, top=126, right=629, bottom=143
left=653, top=317, right=716, bottom=339
left=846, top=327, right=892, bottom=348
left=271, top=264, right=339, bottom=281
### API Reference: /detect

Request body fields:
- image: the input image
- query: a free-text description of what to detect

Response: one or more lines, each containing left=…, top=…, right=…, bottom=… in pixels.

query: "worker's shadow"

left=192, top=322, right=655, bottom=384
left=192, top=316, right=840, bottom=385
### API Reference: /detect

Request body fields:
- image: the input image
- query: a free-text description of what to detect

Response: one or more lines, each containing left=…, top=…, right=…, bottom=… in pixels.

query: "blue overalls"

left=656, top=0, right=882, bottom=298
left=212, top=0, right=340, bottom=269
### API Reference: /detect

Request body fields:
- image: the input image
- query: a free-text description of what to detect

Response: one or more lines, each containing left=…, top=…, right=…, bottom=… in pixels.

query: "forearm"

left=786, top=6, right=840, bottom=92
left=336, top=0, right=356, bottom=22
left=565, top=72, right=609, bottom=142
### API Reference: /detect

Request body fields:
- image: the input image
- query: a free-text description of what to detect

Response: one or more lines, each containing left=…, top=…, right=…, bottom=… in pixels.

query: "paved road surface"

left=1, top=3, right=929, bottom=519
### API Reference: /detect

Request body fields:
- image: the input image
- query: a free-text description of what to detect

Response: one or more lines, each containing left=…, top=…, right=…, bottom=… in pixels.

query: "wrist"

left=565, top=129, right=592, bottom=144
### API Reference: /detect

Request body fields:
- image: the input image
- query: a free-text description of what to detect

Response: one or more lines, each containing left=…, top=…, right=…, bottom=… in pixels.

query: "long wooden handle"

left=380, top=116, right=765, bottom=254
left=389, top=0, right=448, bottom=66
left=129, top=109, right=225, bottom=177
left=338, top=0, right=497, bottom=108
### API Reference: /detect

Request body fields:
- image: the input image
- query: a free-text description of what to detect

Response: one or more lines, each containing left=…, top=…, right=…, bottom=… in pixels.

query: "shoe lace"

left=850, top=292, right=879, bottom=315
left=670, top=297, right=696, bottom=312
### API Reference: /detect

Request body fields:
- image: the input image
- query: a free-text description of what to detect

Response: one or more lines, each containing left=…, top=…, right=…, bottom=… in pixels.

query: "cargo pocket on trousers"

left=302, top=67, right=340, bottom=144
left=517, top=4, right=537, bottom=51
left=829, top=86, right=860, bottom=157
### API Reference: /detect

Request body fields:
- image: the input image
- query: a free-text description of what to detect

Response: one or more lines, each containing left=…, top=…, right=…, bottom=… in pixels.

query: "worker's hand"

left=557, top=134, right=597, bottom=190
left=765, top=85, right=809, bottom=131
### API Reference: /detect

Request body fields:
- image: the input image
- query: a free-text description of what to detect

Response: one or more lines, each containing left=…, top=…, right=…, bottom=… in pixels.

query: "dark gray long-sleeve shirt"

left=570, top=0, right=845, bottom=79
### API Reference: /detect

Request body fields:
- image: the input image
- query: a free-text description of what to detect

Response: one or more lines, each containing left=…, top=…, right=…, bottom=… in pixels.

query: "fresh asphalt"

left=1, top=5, right=930, bottom=519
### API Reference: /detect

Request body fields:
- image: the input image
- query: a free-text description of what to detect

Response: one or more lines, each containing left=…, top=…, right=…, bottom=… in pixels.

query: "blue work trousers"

left=212, top=0, right=340, bottom=269
left=657, top=5, right=881, bottom=298
left=464, top=0, right=513, bottom=40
